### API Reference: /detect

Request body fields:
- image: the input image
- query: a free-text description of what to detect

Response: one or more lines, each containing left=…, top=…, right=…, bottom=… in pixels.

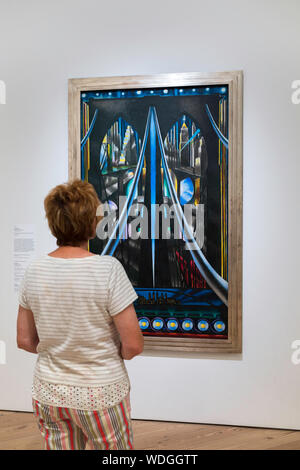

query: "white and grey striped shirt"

left=19, top=255, right=138, bottom=387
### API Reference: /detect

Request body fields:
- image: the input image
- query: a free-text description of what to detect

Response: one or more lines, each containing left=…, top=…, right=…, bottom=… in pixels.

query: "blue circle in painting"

left=213, top=320, right=226, bottom=333
left=182, top=318, right=194, bottom=331
left=152, top=318, right=164, bottom=331
left=197, top=320, right=209, bottom=332
left=139, top=317, right=150, bottom=330
left=180, top=177, right=194, bottom=205
left=167, top=318, right=178, bottom=331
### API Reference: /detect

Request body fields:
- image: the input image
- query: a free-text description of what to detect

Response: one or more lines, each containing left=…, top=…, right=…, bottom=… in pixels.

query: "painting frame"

left=68, top=71, right=243, bottom=353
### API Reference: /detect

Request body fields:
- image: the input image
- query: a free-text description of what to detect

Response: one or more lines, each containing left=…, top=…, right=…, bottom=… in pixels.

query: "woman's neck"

left=48, top=242, right=95, bottom=258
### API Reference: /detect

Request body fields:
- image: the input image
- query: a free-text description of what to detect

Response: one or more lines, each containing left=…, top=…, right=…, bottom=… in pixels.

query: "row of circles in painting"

left=138, top=317, right=226, bottom=334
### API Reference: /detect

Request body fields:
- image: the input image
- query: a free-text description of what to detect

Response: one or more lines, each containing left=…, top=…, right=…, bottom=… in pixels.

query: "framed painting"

left=68, top=71, right=243, bottom=353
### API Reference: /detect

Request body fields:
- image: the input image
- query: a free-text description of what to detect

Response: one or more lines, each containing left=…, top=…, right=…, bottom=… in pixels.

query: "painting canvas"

left=69, top=72, right=243, bottom=353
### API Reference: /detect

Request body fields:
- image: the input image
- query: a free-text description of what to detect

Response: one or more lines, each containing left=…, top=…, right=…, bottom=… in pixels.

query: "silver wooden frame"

left=68, top=71, right=243, bottom=353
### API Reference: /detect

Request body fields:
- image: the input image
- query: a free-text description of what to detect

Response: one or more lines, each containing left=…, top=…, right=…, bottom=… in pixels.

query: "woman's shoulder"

left=27, top=254, right=123, bottom=274
left=95, top=255, right=123, bottom=270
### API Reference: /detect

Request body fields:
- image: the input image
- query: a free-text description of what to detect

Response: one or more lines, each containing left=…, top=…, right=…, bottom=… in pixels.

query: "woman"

left=16, top=179, right=144, bottom=450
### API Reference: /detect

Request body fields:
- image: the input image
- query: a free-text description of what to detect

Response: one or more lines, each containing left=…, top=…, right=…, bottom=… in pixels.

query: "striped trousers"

left=32, top=394, right=134, bottom=450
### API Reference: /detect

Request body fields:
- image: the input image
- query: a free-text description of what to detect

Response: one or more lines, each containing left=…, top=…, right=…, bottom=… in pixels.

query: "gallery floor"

left=1, top=410, right=300, bottom=450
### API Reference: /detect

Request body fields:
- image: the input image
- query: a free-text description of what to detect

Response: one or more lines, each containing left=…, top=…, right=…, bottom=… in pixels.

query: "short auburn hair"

left=44, top=179, right=100, bottom=246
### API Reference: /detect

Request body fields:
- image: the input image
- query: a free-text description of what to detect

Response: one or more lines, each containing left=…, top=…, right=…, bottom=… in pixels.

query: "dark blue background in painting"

left=81, top=85, right=228, bottom=337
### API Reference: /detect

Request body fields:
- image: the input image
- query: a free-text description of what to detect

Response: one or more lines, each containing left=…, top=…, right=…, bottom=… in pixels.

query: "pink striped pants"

left=32, top=393, right=134, bottom=450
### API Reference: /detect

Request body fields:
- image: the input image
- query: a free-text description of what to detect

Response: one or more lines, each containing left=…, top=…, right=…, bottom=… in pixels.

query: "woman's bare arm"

left=112, top=304, right=144, bottom=360
left=17, top=305, right=39, bottom=354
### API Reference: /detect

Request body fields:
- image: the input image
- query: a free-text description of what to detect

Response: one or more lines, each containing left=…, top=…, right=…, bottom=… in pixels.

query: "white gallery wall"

left=0, top=0, right=300, bottom=429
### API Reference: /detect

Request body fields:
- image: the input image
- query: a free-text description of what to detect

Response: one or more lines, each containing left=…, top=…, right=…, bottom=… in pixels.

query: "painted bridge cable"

left=81, top=109, right=99, bottom=149
left=205, top=104, right=228, bottom=149
left=153, top=106, right=228, bottom=305
left=101, top=108, right=151, bottom=256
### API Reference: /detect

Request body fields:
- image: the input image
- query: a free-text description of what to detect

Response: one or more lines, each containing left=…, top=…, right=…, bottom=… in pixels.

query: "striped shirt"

left=18, top=255, right=138, bottom=390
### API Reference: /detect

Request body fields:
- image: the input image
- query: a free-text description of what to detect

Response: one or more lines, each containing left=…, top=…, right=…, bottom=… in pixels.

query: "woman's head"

left=44, top=179, right=101, bottom=246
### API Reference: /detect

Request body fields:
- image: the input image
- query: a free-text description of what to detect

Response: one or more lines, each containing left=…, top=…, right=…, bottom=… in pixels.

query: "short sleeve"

left=107, top=258, right=138, bottom=316
left=18, top=267, right=30, bottom=309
